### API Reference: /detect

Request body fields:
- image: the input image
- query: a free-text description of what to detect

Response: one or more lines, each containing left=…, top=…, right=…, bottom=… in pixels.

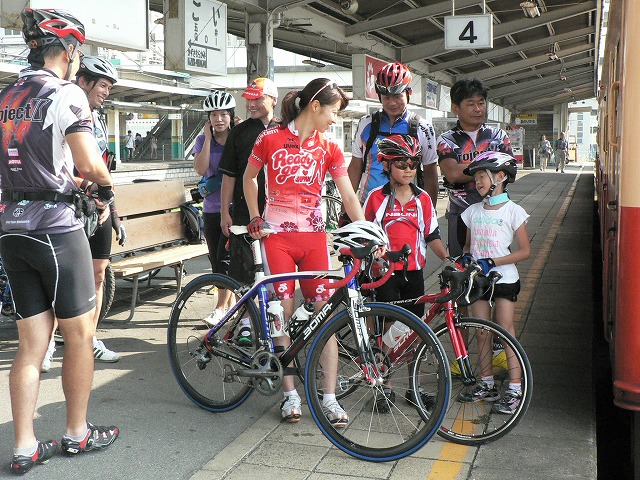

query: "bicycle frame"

left=204, top=230, right=386, bottom=387
left=373, top=282, right=476, bottom=387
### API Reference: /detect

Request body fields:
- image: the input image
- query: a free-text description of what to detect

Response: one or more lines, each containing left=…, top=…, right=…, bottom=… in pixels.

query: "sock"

left=481, top=376, right=494, bottom=389
left=508, top=383, right=522, bottom=393
left=284, top=389, right=298, bottom=399
left=14, top=442, right=38, bottom=457
left=64, top=427, right=89, bottom=442
left=323, top=393, right=336, bottom=406
left=240, top=318, right=251, bottom=327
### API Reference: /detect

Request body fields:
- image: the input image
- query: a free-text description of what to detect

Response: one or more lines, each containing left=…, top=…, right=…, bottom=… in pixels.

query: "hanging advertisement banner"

left=425, top=79, right=439, bottom=109
left=364, top=55, right=390, bottom=101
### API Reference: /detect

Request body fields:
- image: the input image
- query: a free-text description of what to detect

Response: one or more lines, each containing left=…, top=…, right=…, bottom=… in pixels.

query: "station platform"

left=189, top=162, right=598, bottom=480
left=0, top=162, right=600, bottom=480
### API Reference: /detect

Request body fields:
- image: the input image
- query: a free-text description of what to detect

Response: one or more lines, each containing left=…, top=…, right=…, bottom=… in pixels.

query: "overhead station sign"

left=444, top=14, right=493, bottom=50
left=165, top=0, right=227, bottom=76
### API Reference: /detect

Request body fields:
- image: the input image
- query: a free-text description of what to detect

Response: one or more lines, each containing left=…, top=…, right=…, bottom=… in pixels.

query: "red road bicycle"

left=356, top=252, right=533, bottom=445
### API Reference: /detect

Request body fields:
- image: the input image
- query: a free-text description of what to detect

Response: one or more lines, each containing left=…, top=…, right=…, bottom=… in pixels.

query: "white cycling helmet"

left=332, top=220, right=389, bottom=252
left=77, top=55, right=118, bottom=84
left=203, top=90, right=236, bottom=111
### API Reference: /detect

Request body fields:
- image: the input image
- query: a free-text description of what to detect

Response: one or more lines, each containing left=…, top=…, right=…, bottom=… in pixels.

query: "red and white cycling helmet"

left=463, top=151, right=518, bottom=184
left=21, top=8, right=85, bottom=48
left=377, top=134, right=422, bottom=162
left=375, top=62, right=413, bottom=96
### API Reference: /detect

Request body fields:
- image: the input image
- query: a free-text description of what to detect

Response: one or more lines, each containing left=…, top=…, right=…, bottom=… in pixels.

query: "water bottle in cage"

left=267, top=298, right=286, bottom=338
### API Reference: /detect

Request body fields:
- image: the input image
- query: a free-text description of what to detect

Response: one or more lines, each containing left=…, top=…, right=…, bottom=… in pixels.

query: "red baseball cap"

left=242, top=77, right=278, bottom=99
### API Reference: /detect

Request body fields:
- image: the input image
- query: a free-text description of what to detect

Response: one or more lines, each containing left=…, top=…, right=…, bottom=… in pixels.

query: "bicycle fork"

left=349, top=291, right=385, bottom=388
left=445, top=309, right=476, bottom=386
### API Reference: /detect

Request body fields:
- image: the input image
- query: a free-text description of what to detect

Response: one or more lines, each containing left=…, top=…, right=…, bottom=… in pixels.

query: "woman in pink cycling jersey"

left=244, top=78, right=367, bottom=427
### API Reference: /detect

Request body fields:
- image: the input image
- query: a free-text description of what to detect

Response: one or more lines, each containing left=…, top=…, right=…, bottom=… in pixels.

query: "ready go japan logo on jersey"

left=272, top=148, right=325, bottom=185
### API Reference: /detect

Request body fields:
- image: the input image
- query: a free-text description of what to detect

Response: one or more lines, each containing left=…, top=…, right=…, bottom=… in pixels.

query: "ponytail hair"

left=280, top=78, right=349, bottom=126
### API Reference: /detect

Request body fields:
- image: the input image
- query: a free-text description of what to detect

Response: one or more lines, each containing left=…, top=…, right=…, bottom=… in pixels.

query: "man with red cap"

left=218, top=78, right=279, bottom=341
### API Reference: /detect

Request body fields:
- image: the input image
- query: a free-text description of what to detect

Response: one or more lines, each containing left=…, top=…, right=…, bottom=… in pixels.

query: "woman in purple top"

left=193, top=91, right=237, bottom=324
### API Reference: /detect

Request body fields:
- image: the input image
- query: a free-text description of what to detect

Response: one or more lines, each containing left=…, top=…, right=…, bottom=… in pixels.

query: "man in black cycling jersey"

left=0, top=8, right=119, bottom=475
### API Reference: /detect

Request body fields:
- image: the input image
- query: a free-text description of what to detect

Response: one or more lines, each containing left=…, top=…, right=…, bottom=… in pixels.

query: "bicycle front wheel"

left=167, top=274, right=262, bottom=411
left=430, top=317, right=533, bottom=445
left=304, top=303, right=449, bottom=462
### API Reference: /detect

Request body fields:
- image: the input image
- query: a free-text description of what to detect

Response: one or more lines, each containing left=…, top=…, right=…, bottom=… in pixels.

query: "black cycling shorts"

left=227, top=233, right=255, bottom=284
left=481, top=280, right=521, bottom=303
left=0, top=228, right=96, bottom=319
left=89, top=212, right=113, bottom=260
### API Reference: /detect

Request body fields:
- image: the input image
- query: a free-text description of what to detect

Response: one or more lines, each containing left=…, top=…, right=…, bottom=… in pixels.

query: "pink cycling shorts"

left=263, top=232, right=333, bottom=302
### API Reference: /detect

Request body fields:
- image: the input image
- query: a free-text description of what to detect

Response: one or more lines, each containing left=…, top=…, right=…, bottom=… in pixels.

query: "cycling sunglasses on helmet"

left=375, top=84, right=410, bottom=96
left=391, top=159, right=419, bottom=170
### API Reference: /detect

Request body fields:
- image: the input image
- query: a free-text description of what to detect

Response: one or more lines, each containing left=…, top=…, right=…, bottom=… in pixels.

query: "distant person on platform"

left=437, top=78, right=513, bottom=257
left=150, top=134, right=158, bottom=159
left=348, top=62, right=439, bottom=207
left=124, top=130, right=134, bottom=160
left=537, top=134, right=552, bottom=172
left=555, top=132, right=569, bottom=173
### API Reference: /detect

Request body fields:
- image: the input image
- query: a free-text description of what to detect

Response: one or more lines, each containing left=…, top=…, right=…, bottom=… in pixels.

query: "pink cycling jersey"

left=249, top=121, right=348, bottom=233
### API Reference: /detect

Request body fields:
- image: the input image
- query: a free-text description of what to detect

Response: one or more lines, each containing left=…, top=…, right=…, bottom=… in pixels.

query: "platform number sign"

left=444, top=15, right=493, bottom=50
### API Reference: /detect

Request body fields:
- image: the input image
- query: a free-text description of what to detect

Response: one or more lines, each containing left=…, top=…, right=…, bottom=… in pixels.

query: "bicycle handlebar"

left=436, top=264, right=503, bottom=306
left=229, top=225, right=277, bottom=236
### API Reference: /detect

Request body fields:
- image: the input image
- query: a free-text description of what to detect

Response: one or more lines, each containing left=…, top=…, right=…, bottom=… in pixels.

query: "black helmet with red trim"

left=375, top=62, right=413, bottom=96
left=21, top=8, right=85, bottom=48
left=377, top=134, right=422, bottom=162
left=463, top=151, right=518, bottom=183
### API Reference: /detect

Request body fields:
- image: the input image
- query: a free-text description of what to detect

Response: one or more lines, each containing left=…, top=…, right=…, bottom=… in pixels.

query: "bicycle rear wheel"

left=304, top=303, right=449, bottom=462
left=167, top=274, right=262, bottom=411
left=430, top=317, right=532, bottom=445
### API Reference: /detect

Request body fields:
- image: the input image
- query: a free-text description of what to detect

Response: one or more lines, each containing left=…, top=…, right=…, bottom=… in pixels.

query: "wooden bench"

left=107, top=179, right=208, bottom=322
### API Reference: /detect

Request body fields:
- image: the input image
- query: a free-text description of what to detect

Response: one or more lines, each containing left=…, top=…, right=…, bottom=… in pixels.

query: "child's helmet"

left=375, top=62, right=413, bottom=96
left=332, top=221, right=389, bottom=251
left=463, top=151, right=518, bottom=183
left=377, top=134, right=421, bottom=162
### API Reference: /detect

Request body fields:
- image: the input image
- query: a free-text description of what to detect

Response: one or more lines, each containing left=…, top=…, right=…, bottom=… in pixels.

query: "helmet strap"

left=483, top=169, right=508, bottom=204
left=59, top=37, right=79, bottom=81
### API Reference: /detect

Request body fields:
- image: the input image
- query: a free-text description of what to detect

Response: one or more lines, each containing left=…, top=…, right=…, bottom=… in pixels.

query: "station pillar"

left=245, top=11, right=276, bottom=83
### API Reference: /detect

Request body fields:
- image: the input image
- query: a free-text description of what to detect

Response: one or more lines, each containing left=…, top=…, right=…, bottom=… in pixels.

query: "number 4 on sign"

left=444, top=14, right=493, bottom=50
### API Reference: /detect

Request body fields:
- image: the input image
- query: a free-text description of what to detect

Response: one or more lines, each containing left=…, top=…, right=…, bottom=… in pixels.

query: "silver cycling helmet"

left=77, top=55, right=118, bottom=84
left=332, top=220, right=389, bottom=252
left=203, top=90, right=236, bottom=111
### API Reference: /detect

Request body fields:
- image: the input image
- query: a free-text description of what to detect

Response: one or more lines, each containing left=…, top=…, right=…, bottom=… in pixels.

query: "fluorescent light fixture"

left=302, top=59, right=326, bottom=68
left=107, top=100, right=143, bottom=108
left=520, top=1, right=541, bottom=18
left=155, top=105, right=181, bottom=111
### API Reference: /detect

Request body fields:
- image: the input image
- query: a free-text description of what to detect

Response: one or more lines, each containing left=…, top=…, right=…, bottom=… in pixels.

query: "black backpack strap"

left=407, top=112, right=424, bottom=187
left=361, top=111, right=381, bottom=172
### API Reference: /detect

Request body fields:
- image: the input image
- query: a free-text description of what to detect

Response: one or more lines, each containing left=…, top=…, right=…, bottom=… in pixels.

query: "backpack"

left=180, top=202, right=204, bottom=244
left=362, top=110, right=424, bottom=187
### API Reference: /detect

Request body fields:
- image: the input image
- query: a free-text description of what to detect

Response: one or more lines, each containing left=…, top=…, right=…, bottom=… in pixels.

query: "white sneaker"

left=322, top=399, right=349, bottom=428
left=203, top=308, right=227, bottom=327
left=41, top=340, right=55, bottom=373
left=281, top=395, right=302, bottom=423
left=93, top=338, right=120, bottom=363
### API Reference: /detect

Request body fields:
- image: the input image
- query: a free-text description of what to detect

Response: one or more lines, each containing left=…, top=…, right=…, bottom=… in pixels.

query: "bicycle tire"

left=430, top=317, right=533, bottom=445
left=304, top=303, right=450, bottom=462
left=167, top=274, right=262, bottom=411
left=98, top=262, right=115, bottom=325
